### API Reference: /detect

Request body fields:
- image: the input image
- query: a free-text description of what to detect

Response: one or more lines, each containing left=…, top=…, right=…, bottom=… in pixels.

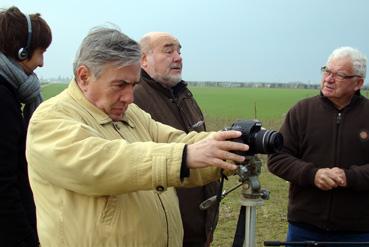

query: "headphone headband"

left=18, top=14, right=32, bottom=60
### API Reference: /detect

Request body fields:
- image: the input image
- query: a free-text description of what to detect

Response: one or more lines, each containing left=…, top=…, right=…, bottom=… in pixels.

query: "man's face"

left=142, top=35, right=182, bottom=87
left=321, top=57, right=364, bottom=108
left=77, top=63, right=141, bottom=121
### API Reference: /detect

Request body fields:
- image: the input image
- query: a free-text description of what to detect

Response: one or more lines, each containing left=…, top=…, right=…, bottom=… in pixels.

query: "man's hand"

left=186, top=130, right=249, bottom=170
left=314, top=167, right=347, bottom=190
left=330, top=167, right=347, bottom=187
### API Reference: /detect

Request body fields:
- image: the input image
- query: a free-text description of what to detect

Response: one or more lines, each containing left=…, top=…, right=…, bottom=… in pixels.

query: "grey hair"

left=73, top=26, right=141, bottom=78
left=327, top=46, right=367, bottom=79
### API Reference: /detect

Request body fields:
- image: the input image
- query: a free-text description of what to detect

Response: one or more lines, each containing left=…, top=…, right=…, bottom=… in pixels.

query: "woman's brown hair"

left=0, top=6, right=52, bottom=60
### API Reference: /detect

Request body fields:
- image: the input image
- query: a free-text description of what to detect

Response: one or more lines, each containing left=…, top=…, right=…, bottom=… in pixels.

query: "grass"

left=189, top=87, right=318, bottom=132
left=190, top=87, right=318, bottom=120
left=41, top=83, right=68, bottom=99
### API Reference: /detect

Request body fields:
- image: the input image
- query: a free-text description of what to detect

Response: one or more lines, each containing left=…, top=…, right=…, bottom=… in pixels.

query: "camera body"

left=226, top=120, right=283, bottom=156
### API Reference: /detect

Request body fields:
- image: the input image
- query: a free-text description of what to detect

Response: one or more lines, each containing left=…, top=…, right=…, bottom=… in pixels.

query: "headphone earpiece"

left=18, top=14, right=32, bottom=60
left=18, top=47, right=28, bottom=60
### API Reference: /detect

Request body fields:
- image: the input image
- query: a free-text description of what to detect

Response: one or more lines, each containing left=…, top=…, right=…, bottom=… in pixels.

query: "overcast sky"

left=1, top=0, right=369, bottom=84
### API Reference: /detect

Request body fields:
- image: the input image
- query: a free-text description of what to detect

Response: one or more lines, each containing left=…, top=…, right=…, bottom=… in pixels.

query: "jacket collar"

left=67, top=79, right=134, bottom=127
left=319, top=90, right=363, bottom=110
left=140, top=69, right=187, bottom=97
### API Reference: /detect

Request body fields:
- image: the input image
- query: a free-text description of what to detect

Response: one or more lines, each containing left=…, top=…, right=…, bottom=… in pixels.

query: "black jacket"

left=0, top=74, right=38, bottom=246
left=134, top=70, right=219, bottom=246
left=268, top=93, right=369, bottom=232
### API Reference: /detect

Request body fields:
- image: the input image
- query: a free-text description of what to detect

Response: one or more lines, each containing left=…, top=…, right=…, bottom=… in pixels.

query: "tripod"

left=238, top=183, right=265, bottom=247
left=232, top=156, right=270, bottom=247
left=200, top=156, right=269, bottom=247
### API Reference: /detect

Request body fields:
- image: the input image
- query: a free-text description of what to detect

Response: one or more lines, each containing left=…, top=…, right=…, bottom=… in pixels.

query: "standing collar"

left=140, top=69, right=187, bottom=97
left=319, top=90, right=363, bottom=110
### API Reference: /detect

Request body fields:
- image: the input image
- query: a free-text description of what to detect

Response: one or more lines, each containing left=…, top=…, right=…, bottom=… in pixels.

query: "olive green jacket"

left=26, top=80, right=219, bottom=247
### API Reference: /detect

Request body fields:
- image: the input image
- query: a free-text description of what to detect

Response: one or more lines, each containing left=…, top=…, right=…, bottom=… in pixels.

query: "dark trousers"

left=287, top=223, right=369, bottom=247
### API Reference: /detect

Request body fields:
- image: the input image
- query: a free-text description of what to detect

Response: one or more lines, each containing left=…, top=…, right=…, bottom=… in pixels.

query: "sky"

left=1, top=0, right=369, bottom=84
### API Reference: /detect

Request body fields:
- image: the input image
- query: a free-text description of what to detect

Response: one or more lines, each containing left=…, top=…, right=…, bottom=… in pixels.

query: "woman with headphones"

left=0, top=6, right=52, bottom=246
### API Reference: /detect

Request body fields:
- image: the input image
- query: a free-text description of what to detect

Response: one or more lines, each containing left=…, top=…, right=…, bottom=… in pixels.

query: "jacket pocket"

left=97, top=196, right=118, bottom=239
left=179, top=97, right=206, bottom=132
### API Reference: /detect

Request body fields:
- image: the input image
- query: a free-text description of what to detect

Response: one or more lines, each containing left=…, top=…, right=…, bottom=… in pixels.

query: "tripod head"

left=199, top=155, right=269, bottom=210
left=237, top=155, right=270, bottom=200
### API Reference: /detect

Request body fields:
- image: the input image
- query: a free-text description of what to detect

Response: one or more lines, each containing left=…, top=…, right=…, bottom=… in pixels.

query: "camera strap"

left=232, top=206, right=246, bottom=247
left=205, top=171, right=227, bottom=247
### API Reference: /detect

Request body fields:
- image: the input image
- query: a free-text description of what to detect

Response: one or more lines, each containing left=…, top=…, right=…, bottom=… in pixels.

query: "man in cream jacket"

left=26, top=27, right=248, bottom=247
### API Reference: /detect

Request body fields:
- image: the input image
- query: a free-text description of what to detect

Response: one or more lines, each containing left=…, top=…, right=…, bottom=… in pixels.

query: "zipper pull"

left=336, top=112, right=342, bottom=125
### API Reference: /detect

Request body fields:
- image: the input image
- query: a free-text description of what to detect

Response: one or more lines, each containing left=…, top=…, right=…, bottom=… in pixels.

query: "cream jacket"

left=26, top=80, right=219, bottom=247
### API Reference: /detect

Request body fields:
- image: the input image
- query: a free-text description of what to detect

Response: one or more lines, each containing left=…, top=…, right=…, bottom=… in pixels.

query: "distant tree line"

left=40, top=76, right=72, bottom=84
left=187, top=81, right=321, bottom=89
left=40, top=78, right=368, bottom=90
left=187, top=81, right=369, bottom=90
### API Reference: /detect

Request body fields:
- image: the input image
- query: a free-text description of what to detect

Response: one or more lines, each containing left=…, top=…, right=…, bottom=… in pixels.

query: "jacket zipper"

left=335, top=112, right=342, bottom=164
left=326, top=111, right=342, bottom=230
left=336, top=112, right=342, bottom=125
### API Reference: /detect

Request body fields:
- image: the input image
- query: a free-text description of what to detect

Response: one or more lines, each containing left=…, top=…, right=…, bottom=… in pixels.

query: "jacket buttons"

left=156, top=186, right=164, bottom=192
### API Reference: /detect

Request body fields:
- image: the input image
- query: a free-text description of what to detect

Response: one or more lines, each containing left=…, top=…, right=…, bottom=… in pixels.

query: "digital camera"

left=226, top=120, right=283, bottom=156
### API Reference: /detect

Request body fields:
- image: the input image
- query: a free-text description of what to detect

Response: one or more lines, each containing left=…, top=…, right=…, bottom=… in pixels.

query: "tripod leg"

left=244, top=205, right=257, bottom=247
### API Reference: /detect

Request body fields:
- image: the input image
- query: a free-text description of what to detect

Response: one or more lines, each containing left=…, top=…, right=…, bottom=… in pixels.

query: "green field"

left=191, top=87, right=318, bottom=120
left=189, top=87, right=319, bottom=132
left=39, top=84, right=329, bottom=246
left=41, top=83, right=68, bottom=99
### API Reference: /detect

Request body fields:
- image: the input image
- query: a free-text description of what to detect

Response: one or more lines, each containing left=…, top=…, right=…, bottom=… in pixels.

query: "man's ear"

left=140, top=53, right=148, bottom=69
left=354, top=77, right=364, bottom=91
left=75, top=65, right=91, bottom=92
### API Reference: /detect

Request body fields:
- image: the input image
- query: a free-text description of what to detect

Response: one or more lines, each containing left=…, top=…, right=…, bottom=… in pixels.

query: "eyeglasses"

left=321, top=66, right=361, bottom=81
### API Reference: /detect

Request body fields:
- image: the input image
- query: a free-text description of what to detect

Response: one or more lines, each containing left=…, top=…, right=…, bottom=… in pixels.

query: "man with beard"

left=134, top=32, right=219, bottom=247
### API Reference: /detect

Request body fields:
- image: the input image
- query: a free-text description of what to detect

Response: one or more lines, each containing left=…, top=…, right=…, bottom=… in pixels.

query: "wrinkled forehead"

left=327, top=56, right=354, bottom=71
left=151, top=34, right=181, bottom=50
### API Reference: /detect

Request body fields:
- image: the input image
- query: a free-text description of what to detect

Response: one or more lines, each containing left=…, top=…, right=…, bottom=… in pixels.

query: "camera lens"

left=253, top=129, right=283, bottom=154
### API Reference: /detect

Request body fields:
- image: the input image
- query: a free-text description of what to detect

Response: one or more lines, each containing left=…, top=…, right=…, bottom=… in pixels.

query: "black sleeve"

left=180, top=145, right=190, bottom=181
left=0, top=85, right=38, bottom=246
left=267, top=106, right=317, bottom=187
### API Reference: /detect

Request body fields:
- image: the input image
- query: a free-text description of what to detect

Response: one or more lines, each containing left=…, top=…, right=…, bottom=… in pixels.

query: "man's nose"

left=173, top=51, right=182, bottom=62
left=325, top=73, right=335, bottom=82
left=120, top=86, right=134, bottom=103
